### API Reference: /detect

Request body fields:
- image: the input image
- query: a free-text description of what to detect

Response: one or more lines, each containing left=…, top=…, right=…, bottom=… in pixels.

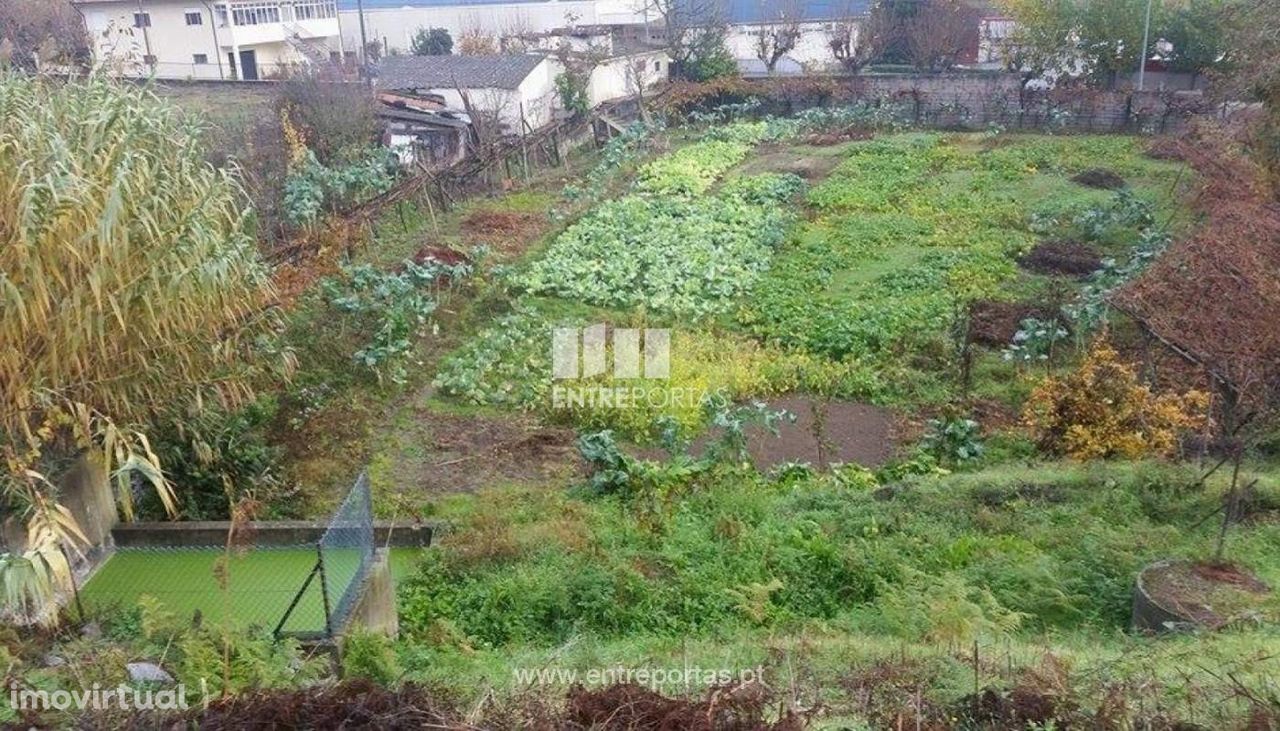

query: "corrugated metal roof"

left=723, top=0, right=868, bottom=23
left=374, top=54, right=548, bottom=90
left=339, top=0, right=869, bottom=19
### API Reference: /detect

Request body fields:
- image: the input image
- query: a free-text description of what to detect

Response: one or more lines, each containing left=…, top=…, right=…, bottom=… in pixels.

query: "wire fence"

left=81, top=471, right=376, bottom=641
left=317, top=471, right=375, bottom=636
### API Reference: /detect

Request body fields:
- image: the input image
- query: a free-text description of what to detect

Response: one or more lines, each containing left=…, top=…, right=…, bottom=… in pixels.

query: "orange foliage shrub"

left=1023, top=341, right=1208, bottom=460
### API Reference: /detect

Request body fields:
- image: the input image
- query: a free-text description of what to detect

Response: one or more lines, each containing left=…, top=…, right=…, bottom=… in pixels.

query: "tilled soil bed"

left=1017, top=240, right=1103, bottom=278
left=968, top=299, right=1065, bottom=348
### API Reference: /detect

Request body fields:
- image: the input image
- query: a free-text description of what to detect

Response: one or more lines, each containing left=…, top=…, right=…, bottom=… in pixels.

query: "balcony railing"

left=213, top=1, right=337, bottom=29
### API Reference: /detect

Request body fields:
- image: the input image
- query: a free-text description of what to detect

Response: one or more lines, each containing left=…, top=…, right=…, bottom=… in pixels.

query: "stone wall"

left=742, top=72, right=1215, bottom=135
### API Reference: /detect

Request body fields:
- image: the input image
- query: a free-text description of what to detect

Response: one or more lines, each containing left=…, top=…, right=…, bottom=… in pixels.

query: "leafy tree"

left=1221, top=0, right=1280, bottom=184
left=995, top=0, right=1081, bottom=79
left=999, top=0, right=1166, bottom=86
left=642, top=0, right=738, bottom=81
left=0, top=75, right=281, bottom=623
left=410, top=26, right=453, bottom=56
left=555, top=72, right=591, bottom=115
left=683, top=37, right=739, bottom=82
left=1162, top=0, right=1229, bottom=82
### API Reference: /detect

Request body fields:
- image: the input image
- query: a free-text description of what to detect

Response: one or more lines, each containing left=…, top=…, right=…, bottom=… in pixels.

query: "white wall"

left=342, top=0, right=647, bottom=56
left=81, top=0, right=225, bottom=78
left=726, top=20, right=845, bottom=72
left=587, top=50, right=668, bottom=106
left=515, top=56, right=560, bottom=129
left=389, top=58, right=560, bottom=132
left=79, top=0, right=342, bottom=79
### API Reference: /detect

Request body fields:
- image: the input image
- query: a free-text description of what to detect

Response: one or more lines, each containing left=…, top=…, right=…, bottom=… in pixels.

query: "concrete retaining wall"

left=1, top=454, right=118, bottom=572
left=112, top=520, right=435, bottom=548
left=1131, top=560, right=1200, bottom=634
left=343, top=548, right=399, bottom=639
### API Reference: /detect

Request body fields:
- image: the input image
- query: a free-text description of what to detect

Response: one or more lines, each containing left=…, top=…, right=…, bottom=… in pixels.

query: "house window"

left=193, top=53, right=208, bottom=64
left=133, top=12, right=151, bottom=28
left=185, top=10, right=203, bottom=25
left=230, top=3, right=282, bottom=26
left=653, top=60, right=661, bottom=71
left=294, top=1, right=337, bottom=21
left=143, top=54, right=157, bottom=64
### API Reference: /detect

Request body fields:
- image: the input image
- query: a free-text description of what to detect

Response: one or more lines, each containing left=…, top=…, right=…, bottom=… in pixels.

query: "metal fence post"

left=316, top=541, right=333, bottom=638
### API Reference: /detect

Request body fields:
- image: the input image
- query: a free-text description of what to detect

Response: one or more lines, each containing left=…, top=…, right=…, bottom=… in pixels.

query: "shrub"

left=921, top=413, right=985, bottom=464
left=278, top=77, right=380, bottom=165
left=1023, top=340, right=1208, bottom=459
left=410, top=27, right=452, bottom=56
left=341, top=630, right=402, bottom=685
left=320, top=257, right=472, bottom=383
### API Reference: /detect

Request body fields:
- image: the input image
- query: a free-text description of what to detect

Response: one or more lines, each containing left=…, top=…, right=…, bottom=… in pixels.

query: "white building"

left=374, top=54, right=562, bottom=131
left=727, top=20, right=848, bottom=75
left=374, top=47, right=666, bottom=133
left=74, top=0, right=348, bottom=80
left=340, top=0, right=648, bottom=57
left=587, top=48, right=669, bottom=106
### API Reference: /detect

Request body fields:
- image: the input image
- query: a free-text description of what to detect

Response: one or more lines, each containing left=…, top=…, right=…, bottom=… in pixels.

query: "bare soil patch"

left=701, top=396, right=898, bottom=469
left=1017, top=240, right=1103, bottom=278
left=1071, top=168, right=1127, bottom=190
left=1142, top=560, right=1271, bottom=628
left=803, top=129, right=874, bottom=146
left=633, top=397, right=898, bottom=469
left=462, top=209, right=540, bottom=236
left=968, top=299, right=1064, bottom=348
left=386, top=405, right=583, bottom=497
left=1145, top=137, right=1187, bottom=161
left=459, top=208, right=547, bottom=256
left=750, top=396, right=897, bottom=469
left=735, top=145, right=848, bottom=181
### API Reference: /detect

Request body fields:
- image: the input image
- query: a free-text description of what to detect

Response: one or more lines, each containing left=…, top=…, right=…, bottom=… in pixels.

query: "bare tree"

left=753, top=0, right=805, bottom=74
left=828, top=0, right=891, bottom=73
left=0, top=0, right=89, bottom=71
left=624, top=54, right=662, bottom=121
left=458, top=18, right=499, bottom=56
left=498, top=12, right=535, bottom=54
left=902, top=0, right=981, bottom=72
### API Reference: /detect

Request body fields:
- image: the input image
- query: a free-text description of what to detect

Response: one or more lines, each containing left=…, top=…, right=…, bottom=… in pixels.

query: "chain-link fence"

left=317, top=471, right=375, bottom=636
left=81, top=472, right=376, bottom=641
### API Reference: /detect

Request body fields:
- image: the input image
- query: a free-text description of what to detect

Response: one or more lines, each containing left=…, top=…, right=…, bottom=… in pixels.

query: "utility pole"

left=1137, top=0, right=1155, bottom=91
left=356, top=0, right=369, bottom=75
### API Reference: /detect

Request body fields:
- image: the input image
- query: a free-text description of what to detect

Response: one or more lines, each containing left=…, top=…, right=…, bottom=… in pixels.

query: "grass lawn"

left=82, top=547, right=427, bottom=633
